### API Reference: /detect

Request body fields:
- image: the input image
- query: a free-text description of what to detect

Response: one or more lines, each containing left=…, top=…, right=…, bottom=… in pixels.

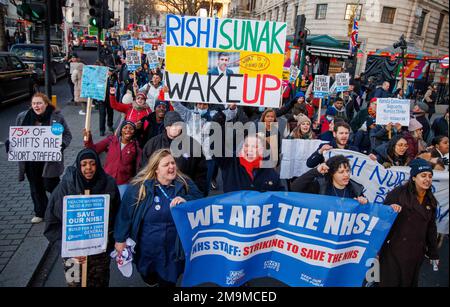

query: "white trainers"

left=79, top=110, right=86, bottom=115
left=31, top=216, right=43, bottom=224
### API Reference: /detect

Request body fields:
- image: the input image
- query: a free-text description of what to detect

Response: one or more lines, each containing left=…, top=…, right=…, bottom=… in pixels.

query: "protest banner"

left=164, top=15, right=287, bottom=108
left=61, top=194, right=110, bottom=258
left=146, top=50, right=159, bottom=69
left=375, top=98, right=411, bottom=127
left=335, top=73, right=350, bottom=92
left=126, top=50, right=141, bottom=72
left=8, top=125, right=63, bottom=162
left=171, top=191, right=397, bottom=287
left=280, top=139, right=328, bottom=179
left=328, top=149, right=449, bottom=234
left=157, top=43, right=166, bottom=59
left=144, top=43, right=152, bottom=54
left=289, top=65, right=300, bottom=83
left=134, top=45, right=144, bottom=53
left=125, top=40, right=134, bottom=50
left=80, top=65, right=109, bottom=101
left=313, top=75, right=330, bottom=98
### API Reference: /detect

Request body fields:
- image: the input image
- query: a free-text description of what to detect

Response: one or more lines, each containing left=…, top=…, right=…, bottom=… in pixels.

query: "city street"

left=1, top=48, right=448, bottom=287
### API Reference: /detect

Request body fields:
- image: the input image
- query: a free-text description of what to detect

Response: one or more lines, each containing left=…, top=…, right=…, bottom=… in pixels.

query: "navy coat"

left=216, top=157, right=285, bottom=193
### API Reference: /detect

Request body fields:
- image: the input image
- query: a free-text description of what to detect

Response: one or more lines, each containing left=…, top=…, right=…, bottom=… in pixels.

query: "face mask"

left=198, top=109, right=208, bottom=116
left=258, top=107, right=265, bottom=113
left=326, top=116, right=334, bottom=121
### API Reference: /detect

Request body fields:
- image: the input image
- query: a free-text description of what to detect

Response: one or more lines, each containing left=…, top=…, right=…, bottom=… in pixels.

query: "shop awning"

left=286, top=34, right=352, bottom=59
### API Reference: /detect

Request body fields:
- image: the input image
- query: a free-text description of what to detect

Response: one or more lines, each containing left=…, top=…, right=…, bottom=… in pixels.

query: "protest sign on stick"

left=8, top=125, right=63, bottom=162
left=80, top=65, right=109, bottom=141
left=164, top=15, right=287, bottom=108
left=375, top=98, right=411, bottom=127
left=335, top=73, right=350, bottom=92
left=126, top=50, right=142, bottom=72
left=313, top=75, right=330, bottom=99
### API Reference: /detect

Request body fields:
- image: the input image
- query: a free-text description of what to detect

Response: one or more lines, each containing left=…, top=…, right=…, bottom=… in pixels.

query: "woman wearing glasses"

left=370, top=135, right=411, bottom=168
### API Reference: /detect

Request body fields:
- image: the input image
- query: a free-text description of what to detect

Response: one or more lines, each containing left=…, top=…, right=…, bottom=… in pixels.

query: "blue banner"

left=80, top=65, right=109, bottom=101
left=171, top=191, right=397, bottom=287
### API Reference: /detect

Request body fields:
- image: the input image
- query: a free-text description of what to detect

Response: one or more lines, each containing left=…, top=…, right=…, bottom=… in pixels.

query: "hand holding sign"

left=390, top=204, right=402, bottom=213
left=170, top=197, right=186, bottom=208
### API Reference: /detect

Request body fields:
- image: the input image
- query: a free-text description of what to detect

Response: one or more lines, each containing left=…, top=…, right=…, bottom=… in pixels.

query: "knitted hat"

left=366, top=117, right=376, bottom=128
left=154, top=99, right=168, bottom=110
left=326, top=107, right=337, bottom=116
left=294, top=114, right=311, bottom=125
left=295, top=91, right=305, bottom=99
left=136, top=92, right=147, bottom=100
left=164, top=111, right=183, bottom=128
left=408, top=118, right=423, bottom=132
left=409, top=158, right=433, bottom=178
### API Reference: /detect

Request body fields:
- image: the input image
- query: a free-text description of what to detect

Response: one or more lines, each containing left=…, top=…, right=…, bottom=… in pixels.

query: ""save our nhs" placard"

left=62, top=195, right=110, bottom=258
left=171, top=191, right=397, bottom=287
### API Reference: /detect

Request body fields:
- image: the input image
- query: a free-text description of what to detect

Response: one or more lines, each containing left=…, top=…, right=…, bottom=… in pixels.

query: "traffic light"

left=103, top=6, right=115, bottom=29
left=89, top=0, right=103, bottom=27
left=17, top=0, right=47, bottom=22
left=294, top=14, right=307, bottom=47
left=50, top=0, right=65, bottom=25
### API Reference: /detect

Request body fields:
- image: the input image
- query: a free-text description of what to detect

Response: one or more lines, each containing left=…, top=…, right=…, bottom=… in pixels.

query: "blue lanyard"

left=157, top=184, right=173, bottom=202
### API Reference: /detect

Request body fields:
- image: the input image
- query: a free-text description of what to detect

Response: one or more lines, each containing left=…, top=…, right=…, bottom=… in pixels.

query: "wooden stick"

left=317, top=98, right=322, bottom=123
left=81, top=189, right=90, bottom=288
left=84, top=98, right=93, bottom=142
left=388, top=129, right=392, bottom=140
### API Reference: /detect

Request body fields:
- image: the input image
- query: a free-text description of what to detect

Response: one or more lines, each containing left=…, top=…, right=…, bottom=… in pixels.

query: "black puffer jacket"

left=44, top=149, right=120, bottom=252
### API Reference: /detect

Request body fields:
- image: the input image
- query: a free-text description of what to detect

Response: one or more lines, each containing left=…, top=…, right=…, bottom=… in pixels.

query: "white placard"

left=375, top=98, right=411, bottom=127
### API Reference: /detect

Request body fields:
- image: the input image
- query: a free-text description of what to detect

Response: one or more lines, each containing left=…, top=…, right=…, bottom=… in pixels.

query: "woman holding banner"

left=379, top=158, right=439, bottom=287
left=113, top=149, right=203, bottom=287
left=291, top=155, right=368, bottom=205
left=44, top=148, right=121, bottom=287
left=11, top=93, right=72, bottom=224
left=83, top=120, right=141, bottom=199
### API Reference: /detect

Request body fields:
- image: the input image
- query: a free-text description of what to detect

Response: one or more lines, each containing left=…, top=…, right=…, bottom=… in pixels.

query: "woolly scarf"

left=239, top=156, right=263, bottom=180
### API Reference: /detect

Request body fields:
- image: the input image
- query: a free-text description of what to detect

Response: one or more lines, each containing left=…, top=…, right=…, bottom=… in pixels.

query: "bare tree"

left=129, top=0, right=158, bottom=24
left=158, top=0, right=206, bottom=16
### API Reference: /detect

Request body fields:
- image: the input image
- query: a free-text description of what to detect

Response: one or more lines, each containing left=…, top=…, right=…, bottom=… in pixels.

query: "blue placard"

left=80, top=65, right=109, bottom=101
left=65, top=197, right=106, bottom=242
left=171, top=191, right=397, bottom=287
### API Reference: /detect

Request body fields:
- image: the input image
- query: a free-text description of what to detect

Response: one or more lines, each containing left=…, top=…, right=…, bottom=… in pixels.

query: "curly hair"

left=325, top=155, right=350, bottom=181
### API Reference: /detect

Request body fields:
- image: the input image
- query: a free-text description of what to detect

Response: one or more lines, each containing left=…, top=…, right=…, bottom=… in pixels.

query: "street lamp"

left=393, top=34, right=408, bottom=94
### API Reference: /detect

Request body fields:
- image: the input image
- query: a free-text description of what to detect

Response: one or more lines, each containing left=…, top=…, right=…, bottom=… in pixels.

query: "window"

left=381, top=7, right=396, bottom=24
left=416, top=9, right=428, bottom=36
left=434, top=12, right=446, bottom=45
left=294, top=4, right=299, bottom=19
left=283, top=4, right=288, bottom=22
left=275, top=7, right=279, bottom=21
left=9, top=56, right=23, bottom=70
left=345, top=4, right=362, bottom=20
left=0, top=56, right=8, bottom=72
left=316, top=4, right=328, bottom=20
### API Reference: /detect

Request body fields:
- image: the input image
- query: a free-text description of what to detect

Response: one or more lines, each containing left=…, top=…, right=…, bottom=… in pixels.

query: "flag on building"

left=349, top=18, right=359, bottom=55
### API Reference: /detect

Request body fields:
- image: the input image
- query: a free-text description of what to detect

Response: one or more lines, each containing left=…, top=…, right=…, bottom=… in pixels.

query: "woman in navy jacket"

left=113, top=149, right=203, bottom=287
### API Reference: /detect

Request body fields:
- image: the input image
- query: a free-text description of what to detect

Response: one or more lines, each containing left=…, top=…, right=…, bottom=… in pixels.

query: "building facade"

left=236, top=0, right=448, bottom=77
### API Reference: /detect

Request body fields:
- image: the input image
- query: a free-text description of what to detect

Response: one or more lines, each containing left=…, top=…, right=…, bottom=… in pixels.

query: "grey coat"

left=16, top=109, right=72, bottom=181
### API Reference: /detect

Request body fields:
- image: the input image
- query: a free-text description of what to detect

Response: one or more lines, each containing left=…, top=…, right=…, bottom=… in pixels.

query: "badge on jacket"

left=268, top=181, right=273, bottom=186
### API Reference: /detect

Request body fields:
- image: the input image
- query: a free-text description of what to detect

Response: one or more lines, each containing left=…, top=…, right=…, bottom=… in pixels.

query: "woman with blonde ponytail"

left=113, top=149, right=203, bottom=287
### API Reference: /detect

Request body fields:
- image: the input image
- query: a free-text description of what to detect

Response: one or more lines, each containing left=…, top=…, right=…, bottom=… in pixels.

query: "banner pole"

left=81, top=189, right=90, bottom=287
left=317, top=98, right=322, bottom=123
left=84, top=98, right=93, bottom=142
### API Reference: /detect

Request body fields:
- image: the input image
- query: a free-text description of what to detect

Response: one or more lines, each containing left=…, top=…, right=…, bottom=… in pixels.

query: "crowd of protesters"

left=5, top=36, right=448, bottom=288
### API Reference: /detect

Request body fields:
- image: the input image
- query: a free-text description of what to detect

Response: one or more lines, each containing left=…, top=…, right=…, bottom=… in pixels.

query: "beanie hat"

left=326, top=107, right=337, bottom=116
left=120, top=120, right=137, bottom=133
left=366, top=117, right=376, bottom=128
left=409, top=158, right=433, bottom=178
left=122, top=90, right=134, bottom=104
left=295, top=91, right=305, bottom=99
left=369, top=97, right=377, bottom=104
left=416, top=101, right=429, bottom=113
left=154, top=99, right=169, bottom=110
left=164, top=111, right=183, bottom=128
left=136, top=92, right=147, bottom=100
left=294, top=114, right=311, bottom=125
left=408, top=118, right=423, bottom=132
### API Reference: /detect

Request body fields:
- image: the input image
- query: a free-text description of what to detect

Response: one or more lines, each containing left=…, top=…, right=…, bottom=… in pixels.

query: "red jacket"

left=109, top=94, right=151, bottom=124
left=319, top=115, right=332, bottom=134
left=85, top=135, right=141, bottom=185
